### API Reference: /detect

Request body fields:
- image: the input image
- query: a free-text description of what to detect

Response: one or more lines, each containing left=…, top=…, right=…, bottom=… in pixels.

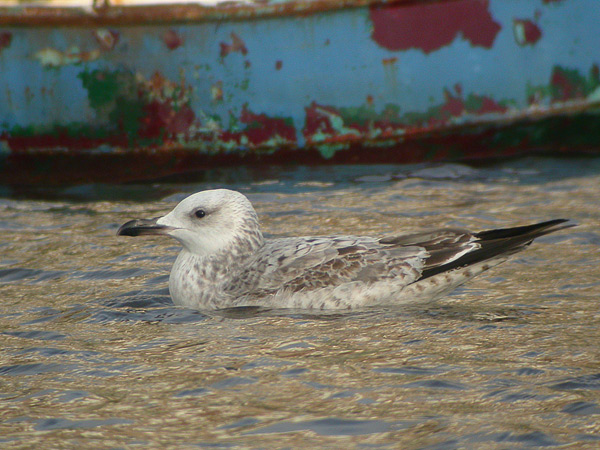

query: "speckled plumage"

left=117, top=189, right=573, bottom=310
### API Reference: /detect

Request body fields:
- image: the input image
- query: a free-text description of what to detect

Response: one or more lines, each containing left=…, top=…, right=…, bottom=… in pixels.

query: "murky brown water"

left=1, top=158, right=599, bottom=449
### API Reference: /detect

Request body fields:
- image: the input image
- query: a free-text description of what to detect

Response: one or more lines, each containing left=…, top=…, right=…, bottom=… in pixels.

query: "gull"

left=117, top=189, right=573, bottom=310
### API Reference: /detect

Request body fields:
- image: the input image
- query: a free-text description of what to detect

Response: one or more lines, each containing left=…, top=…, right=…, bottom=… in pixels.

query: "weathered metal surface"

left=1, top=0, right=600, bottom=184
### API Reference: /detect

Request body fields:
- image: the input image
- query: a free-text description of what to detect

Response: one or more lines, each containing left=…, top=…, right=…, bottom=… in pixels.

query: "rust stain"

left=0, top=31, right=11, bottom=53
left=93, top=28, right=119, bottom=51
left=139, top=71, right=197, bottom=138
left=275, top=60, right=283, bottom=70
left=381, top=57, right=397, bottom=66
left=513, top=19, right=542, bottom=46
left=220, top=32, right=248, bottom=58
left=369, top=0, right=501, bottom=53
left=3, top=102, right=600, bottom=186
left=0, top=1, right=387, bottom=27
left=163, top=29, right=183, bottom=50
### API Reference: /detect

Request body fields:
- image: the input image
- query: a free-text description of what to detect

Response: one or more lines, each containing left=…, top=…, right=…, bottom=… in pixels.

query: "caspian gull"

left=117, top=189, right=573, bottom=310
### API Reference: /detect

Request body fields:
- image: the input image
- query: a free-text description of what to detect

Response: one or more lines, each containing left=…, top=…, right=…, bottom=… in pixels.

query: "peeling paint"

left=163, top=29, right=183, bottom=50
left=5, top=62, right=598, bottom=157
left=231, top=104, right=297, bottom=147
left=138, top=71, right=197, bottom=140
left=93, top=29, right=119, bottom=51
left=301, top=85, right=512, bottom=149
left=220, top=32, right=248, bottom=58
left=201, top=105, right=296, bottom=150
left=77, top=68, right=143, bottom=140
left=1, top=0, right=600, bottom=184
left=34, top=47, right=102, bottom=68
left=211, top=81, right=224, bottom=102
left=303, top=102, right=361, bottom=145
left=527, top=65, right=600, bottom=105
left=369, top=0, right=501, bottom=53
left=513, top=19, right=542, bottom=46
left=550, top=66, right=595, bottom=102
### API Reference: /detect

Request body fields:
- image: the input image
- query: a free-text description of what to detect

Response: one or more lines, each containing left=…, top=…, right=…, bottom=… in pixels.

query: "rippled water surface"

left=1, top=157, right=600, bottom=449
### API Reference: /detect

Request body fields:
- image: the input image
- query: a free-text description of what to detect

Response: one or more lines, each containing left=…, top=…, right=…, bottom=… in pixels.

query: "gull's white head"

left=118, top=189, right=263, bottom=255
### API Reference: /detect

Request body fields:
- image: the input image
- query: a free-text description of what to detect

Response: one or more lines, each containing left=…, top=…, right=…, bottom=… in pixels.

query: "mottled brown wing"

left=240, top=236, right=427, bottom=296
left=227, top=219, right=573, bottom=299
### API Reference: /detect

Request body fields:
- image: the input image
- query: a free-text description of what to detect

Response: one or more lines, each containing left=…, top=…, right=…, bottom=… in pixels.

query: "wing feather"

left=225, top=219, right=574, bottom=300
left=238, top=236, right=426, bottom=296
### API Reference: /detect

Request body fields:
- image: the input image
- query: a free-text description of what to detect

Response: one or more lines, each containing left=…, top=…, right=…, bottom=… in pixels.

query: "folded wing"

left=229, top=219, right=573, bottom=298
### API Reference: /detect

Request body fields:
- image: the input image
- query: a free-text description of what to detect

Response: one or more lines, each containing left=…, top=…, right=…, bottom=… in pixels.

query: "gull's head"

left=117, top=189, right=263, bottom=255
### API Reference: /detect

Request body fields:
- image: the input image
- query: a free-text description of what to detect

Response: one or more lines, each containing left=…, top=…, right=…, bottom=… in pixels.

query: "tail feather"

left=419, top=219, right=575, bottom=280
left=474, top=219, right=573, bottom=241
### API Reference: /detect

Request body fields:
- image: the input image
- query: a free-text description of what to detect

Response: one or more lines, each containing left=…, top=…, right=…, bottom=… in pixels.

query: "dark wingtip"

left=419, top=219, right=576, bottom=281
left=475, top=219, right=576, bottom=241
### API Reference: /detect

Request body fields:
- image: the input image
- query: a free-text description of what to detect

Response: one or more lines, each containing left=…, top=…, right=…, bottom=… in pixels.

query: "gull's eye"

left=194, top=209, right=206, bottom=219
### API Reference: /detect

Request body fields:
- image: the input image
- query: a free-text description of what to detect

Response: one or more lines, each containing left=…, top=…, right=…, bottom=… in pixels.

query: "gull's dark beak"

left=117, top=218, right=170, bottom=237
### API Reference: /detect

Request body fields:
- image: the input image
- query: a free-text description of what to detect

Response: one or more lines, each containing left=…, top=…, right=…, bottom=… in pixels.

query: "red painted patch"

left=551, top=67, right=585, bottom=102
left=275, top=60, right=282, bottom=70
left=219, top=32, right=248, bottom=58
left=2, top=132, right=128, bottom=154
left=141, top=101, right=197, bottom=138
left=442, top=89, right=465, bottom=117
left=303, top=102, right=341, bottom=141
left=0, top=32, right=13, bottom=52
left=513, top=19, right=542, bottom=45
left=225, top=105, right=297, bottom=146
left=475, top=96, right=508, bottom=114
left=163, top=29, right=183, bottom=50
left=369, top=0, right=501, bottom=53
left=138, top=72, right=198, bottom=139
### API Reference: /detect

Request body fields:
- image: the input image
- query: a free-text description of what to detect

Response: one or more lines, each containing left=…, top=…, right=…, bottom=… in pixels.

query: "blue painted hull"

left=1, top=0, right=599, bottom=184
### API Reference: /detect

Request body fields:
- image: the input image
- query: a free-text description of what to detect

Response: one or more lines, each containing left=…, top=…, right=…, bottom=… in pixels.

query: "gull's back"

left=209, top=219, right=572, bottom=310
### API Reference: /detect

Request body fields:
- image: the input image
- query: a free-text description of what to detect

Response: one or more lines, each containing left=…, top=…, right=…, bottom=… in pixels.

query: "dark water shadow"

left=79, top=278, right=550, bottom=327
left=86, top=289, right=209, bottom=324
left=4, top=156, right=600, bottom=202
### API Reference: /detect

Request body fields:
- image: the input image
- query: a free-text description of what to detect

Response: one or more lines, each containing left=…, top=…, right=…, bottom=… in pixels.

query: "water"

left=1, top=157, right=599, bottom=449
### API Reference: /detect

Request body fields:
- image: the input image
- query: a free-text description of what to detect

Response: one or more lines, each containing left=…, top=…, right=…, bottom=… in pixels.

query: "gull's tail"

left=419, top=219, right=576, bottom=280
